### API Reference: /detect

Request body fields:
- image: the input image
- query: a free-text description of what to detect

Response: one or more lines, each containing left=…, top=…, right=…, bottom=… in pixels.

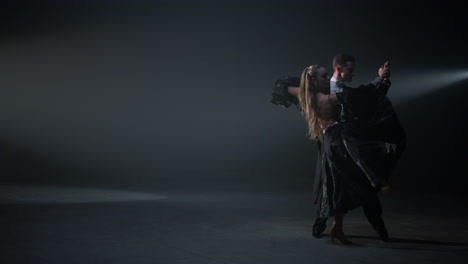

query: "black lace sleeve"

left=336, top=84, right=379, bottom=120
left=375, top=79, right=391, bottom=102
left=335, top=84, right=373, bottom=105
left=270, top=76, right=300, bottom=108
left=336, top=80, right=392, bottom=106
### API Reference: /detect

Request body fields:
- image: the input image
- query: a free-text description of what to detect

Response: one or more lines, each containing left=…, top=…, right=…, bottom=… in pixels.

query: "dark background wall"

left=1, top=0, right=467, bottom=192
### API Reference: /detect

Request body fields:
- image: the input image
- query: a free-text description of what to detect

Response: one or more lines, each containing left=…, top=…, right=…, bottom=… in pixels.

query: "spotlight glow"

left=389, top=69, right=468, bottom=104
left=0, top=184, right=167, bottom=204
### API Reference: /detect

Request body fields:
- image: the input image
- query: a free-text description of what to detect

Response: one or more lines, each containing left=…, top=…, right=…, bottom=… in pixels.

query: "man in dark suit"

left=311, top=53, right=406, bottom=242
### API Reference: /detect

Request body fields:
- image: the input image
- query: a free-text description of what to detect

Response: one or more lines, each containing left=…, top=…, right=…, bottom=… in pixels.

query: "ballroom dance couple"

left=271, top=53, right=406, bottom=244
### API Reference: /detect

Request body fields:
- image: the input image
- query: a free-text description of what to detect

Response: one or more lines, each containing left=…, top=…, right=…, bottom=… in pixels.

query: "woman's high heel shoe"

left=329, top=227, right=352, bottom=245
left=380, top=179, right=392, bottom=193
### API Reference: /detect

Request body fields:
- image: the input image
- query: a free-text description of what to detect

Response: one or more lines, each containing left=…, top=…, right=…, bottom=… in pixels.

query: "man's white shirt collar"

left=330, top=77, right=342, bottom=94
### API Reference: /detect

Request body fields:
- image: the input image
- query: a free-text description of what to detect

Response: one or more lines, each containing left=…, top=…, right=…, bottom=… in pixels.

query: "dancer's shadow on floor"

left=324, top=234, right=468, bottom=252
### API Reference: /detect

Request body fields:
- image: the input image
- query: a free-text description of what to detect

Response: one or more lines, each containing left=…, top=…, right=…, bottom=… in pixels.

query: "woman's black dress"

left=271, top=78, right=406, bottom=218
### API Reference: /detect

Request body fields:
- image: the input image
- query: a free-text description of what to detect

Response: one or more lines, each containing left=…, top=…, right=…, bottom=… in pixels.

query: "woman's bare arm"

left=287, top=87, right=340, bottom=105
left=328, top=93, right=340, bottom=105
left=288, top=86, right=299, bottom=97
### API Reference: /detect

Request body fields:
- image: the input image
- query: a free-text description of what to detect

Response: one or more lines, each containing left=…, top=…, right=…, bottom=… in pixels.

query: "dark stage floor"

left=1, top=181, right=467, bottom=264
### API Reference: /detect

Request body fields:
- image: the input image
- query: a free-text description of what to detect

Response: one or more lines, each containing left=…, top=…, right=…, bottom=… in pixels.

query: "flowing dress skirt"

left=313, top=124, right=380, bottom=218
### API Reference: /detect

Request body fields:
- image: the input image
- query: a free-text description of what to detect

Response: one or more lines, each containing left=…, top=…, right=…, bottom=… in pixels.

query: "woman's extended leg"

left=329, top=214, right=352, bottom=245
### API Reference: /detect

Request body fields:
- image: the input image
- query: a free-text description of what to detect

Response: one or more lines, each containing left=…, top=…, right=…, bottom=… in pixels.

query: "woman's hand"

left=378, top=61, right=390, bottom=80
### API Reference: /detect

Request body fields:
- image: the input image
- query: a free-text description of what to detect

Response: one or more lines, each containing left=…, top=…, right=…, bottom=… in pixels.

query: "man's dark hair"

left=333, top=53, right=356, bottom=69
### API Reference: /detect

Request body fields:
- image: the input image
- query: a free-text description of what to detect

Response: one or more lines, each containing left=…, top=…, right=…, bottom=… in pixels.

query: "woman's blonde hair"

left=297, top=65, right=323, bottom=141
